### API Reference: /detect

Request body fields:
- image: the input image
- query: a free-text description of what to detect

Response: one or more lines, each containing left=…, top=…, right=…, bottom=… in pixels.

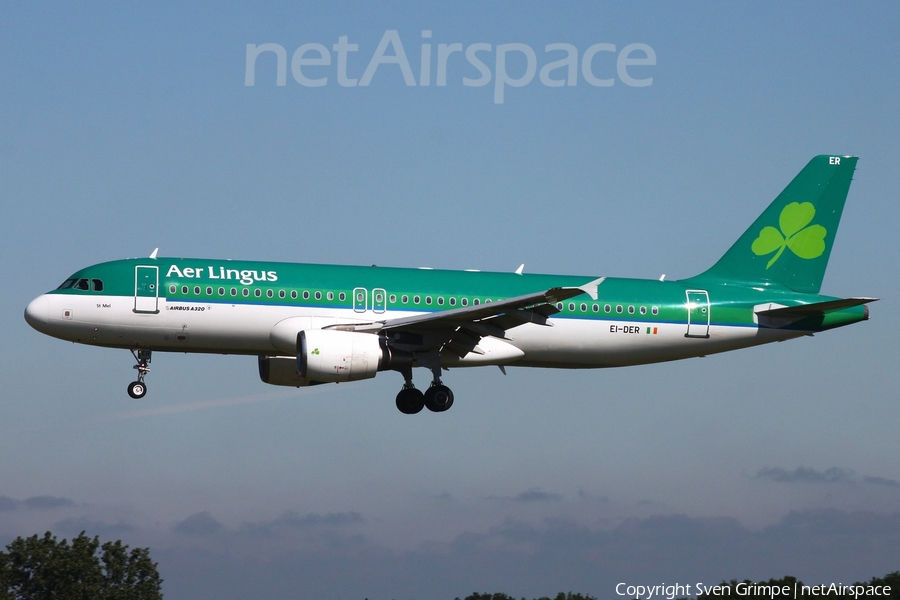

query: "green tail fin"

left=689, top=155, right=857, bottom=294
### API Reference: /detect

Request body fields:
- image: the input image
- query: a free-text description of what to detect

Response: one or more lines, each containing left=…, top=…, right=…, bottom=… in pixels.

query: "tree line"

left=0, top=530, right=895, bottom=600
left=0, top=531, right=162, bottom=600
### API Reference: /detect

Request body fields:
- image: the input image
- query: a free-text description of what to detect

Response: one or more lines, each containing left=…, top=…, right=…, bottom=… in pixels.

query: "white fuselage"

left=24, top=292, right=800, bottom=369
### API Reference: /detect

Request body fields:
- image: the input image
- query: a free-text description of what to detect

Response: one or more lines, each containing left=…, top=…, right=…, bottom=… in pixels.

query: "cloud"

left=240, top=511, right=366, bottom=541
left=0, top=495, right=76, bottom=511
left=756, top=468, right=900, bottom=488
left=576, top=489, right=609, bottom=503
left=22, top=496, right=76, bottom=510
left=514, top=488, right=562, bottom=503
left=485, top=488, right=563, bottom=503
left=863, top=476, right=900, bottom=488
left=756, top=467, right=855, bottom=483
left=172, top=511, right=224, bottom=536
left=152, top=509, right=900, bottom=600
left=54, top=516, right=136, bottom=537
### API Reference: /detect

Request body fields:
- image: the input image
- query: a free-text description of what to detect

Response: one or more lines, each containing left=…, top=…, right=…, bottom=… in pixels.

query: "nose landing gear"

left=127, top=349, right=151, bottom=399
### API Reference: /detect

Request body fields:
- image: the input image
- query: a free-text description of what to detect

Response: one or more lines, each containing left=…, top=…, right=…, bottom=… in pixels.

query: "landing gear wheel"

left=424, top=385, right=454, bottom=412
left=396, top=388, right=425, bottom=415
left=127, top=381, right=147, bottom=399
left=128, top=349, right=152, bottom=399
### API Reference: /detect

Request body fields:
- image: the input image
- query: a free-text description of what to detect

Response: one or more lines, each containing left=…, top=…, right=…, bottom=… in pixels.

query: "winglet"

left=578, top=277, right=606, bottom=301
left=515, top=264, right=525, bottom=275
left=149, top=248, right=159, bottom=259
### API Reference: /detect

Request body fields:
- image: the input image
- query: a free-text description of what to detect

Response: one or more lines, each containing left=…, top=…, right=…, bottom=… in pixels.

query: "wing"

left=325, top=277, right=605, bottom=358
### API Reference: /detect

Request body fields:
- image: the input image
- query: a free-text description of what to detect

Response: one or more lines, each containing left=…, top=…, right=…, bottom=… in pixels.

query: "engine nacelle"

left=298, top=329, right=385, bottom=383
left=258, top=356, right=326, bottom=387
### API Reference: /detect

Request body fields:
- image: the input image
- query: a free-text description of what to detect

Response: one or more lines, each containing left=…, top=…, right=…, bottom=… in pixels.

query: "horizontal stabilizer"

left=755, top=297, right=878, bottom=319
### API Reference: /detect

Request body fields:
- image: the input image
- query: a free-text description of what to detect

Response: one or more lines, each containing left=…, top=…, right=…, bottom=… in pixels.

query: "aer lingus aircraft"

left=25, top=155, right=875, bottom=414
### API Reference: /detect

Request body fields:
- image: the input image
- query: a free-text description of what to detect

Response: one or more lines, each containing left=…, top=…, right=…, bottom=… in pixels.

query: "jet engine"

left=258, top=356, right=326, bottom=387
left=298, top=329, right=386, bottom=383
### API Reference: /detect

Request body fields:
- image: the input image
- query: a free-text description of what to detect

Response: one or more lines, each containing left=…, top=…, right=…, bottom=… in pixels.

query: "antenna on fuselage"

left=515, top=264, right=525, bottom=275
left=149, top=248, right=159, bottom=259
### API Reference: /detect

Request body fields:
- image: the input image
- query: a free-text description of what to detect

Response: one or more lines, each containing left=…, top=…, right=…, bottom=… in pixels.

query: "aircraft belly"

left=507, top=318, right=801, bottom=368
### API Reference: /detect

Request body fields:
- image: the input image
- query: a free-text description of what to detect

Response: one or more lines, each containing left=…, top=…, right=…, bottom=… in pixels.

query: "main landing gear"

left=127, top=349, right=151, bottom=399
left=395, top=367, right=454, bottom=415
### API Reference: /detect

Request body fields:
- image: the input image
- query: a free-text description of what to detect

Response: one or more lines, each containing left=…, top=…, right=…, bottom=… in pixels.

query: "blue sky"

left=1, top=3, right=899, bottom=599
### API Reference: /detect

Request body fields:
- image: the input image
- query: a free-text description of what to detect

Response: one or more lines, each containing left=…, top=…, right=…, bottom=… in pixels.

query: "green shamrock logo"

left=751, top=202, right=827, bottom=269
left=311, top=348, right=320, bottom=355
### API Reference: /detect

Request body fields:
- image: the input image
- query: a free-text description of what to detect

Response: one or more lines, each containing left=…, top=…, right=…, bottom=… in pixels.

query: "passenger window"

left=449, top=298, right=456, bottom=306
left=402, top=295, right=409, bottom=303
left=194, top=286, right=201, bottom=295
left=556, top=303, right=563, bottom=310
left=92, top=279, right=104, bottom=292
left=219, top=287, right=225, bottom=296
left=652, top=306, right=659, bottom=315
left=461, top=298, right=468, bottom=306
left=267, top=290, right=274, bottom=298
left=473, top=298, right=480, bottom=305
left=327, top=292, right=334, bottom=301
left=339, top=292, right=346, bottom=301
left=640, top=306, right=647, bottom=315
left=581, top=303, right=587, bottom=312
left=254, top=289, right=261, bottom=298
left=628, top=306, right=635, bottom=314
left=242, top=288, right=249, bottom=297
left=437, top=297, right=444, bottom=305
left=303, top=291, right=310, bottom=300
left=604, top=304, right=611, bottom=313
left=279, top=290, right=285, bottom=299
left=231, top=288, right=237, bottom=297
left=485, top=299, right=492, bottom=303
left=315, top=291, right=322, bottom=300
left=169, top=285, right=177, bottom=295
left=424, top=296, right=431, bottom=305
left=57, top=279, right=77, bottom=290
left=206, top=287, right=213, bottom=295
left=616, top=305, right=623, bottom=314
left=592, top=304, right=599, bottom=312
left=390, top=294, right=396, bottom=303
left=75, top=279, right=90, bottom=291
left=182, top=286, right=189, bottom=294
left=291, top=291, right=297, bottom=299
left=568, top=303, right=575, bottom=311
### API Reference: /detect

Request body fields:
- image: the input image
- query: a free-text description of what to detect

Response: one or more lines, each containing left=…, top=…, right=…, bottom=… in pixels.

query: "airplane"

left=24, top=155, right=875, bottom=414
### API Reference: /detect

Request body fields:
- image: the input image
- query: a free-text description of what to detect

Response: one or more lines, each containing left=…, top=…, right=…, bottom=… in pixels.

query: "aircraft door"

left=353, top=287, right=367, bottom=313
left=685, top=290, right=710, bottom=338
left=134, top=266, right=159, bottom=314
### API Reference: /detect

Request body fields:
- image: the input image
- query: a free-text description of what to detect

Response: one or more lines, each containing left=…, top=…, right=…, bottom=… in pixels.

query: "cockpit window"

left=57, top=279, right=77, bottom=290
left=92, top=279, right=104, bottom=292
left=74, top=279, right=90, bottom=291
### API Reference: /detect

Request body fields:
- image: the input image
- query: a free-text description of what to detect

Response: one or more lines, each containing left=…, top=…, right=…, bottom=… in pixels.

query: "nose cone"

left=24, top=295, right=51, bottom=332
